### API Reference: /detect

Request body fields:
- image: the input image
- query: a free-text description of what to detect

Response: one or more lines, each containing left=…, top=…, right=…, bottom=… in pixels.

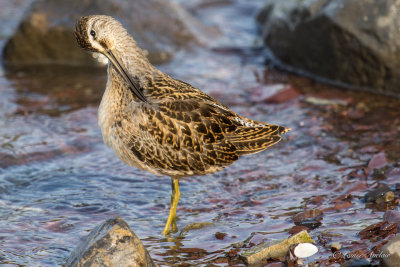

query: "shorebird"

left=75, top=15, right=289, bottom=235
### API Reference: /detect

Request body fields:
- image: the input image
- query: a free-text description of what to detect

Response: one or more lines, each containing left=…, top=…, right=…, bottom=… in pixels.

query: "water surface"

left=0, top=0, right=399, bottom=266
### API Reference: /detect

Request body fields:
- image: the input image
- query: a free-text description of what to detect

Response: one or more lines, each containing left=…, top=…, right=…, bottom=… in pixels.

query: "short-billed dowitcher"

left=75, top=15, right=289, bottom=235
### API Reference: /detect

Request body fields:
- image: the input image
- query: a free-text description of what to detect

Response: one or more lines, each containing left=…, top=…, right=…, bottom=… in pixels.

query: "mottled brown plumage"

left=75, top=15, right=289, bottom=234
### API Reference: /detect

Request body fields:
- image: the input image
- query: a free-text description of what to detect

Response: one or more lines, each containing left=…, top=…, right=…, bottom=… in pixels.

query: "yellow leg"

left=162, top=178, right=181, bottom=235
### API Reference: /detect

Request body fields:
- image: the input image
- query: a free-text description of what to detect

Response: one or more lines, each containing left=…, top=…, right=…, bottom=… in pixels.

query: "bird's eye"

left=90, top=30, right=96, bottom=37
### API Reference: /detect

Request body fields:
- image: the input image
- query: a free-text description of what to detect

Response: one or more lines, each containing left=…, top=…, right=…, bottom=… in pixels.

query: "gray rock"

left=381, top=234, right=400, bottom=267
left=64, top=217, right=157, bottom=267
left=2, top=0, right=215, bottom=67
left=257, top=0, right=400, bottom=96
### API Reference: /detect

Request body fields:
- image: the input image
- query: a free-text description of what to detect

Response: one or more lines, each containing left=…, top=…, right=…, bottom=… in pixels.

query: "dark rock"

left=257, top=0, right=400, bottom=96
left=64, top=217, right=156, bottom=267
left=364, top=185, right=395, bottom=205
left=215, top=232, right=227, bottom=240
left=330, top=242, right=341, bottom=252
left=3, top=0, right=214, bottom=67
left=381, top=234, right=400, bottom=267
left=292, top=209, right=323, bottom=222
left=296, top=218, right=322, bottom=230
left=292, top=209, right=323, bottom=229
left=358, top=221, right=397, bottom=240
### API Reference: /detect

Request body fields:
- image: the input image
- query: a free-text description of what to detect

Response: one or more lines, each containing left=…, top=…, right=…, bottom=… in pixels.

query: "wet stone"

left=364, top=185, right=396, bottom=210
left=295, top=218, right=322, bottom=230
left=292, top=209, right=323, bottom=229
left=179, top=222, right=214, bottom=235
left=364, top=185, right=393, bottom=203
left=257, top=0, right=400, bottom=96
left=292, top=209, right=323, bottom=222
left=358, top=221, right=397, bottom=241
left=330, top=242, right=342, bottom=252
left=215, top=232, right=227, bottom=240
left=64, top=217, right=156, bottom=267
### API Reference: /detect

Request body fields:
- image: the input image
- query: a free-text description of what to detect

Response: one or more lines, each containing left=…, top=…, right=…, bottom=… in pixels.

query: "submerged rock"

left=3, top=0, right=214, bottom=67
left=292, top=209, right=323, bottom=230
left=257, top=0, right=400, bottom=96
left=64, top=217, right=156, bottom=267
left=358, top=221, right=397, bottom=240
left=364, top=185, right=395, bottom=208
left=179, top=222, right=215, bottom=235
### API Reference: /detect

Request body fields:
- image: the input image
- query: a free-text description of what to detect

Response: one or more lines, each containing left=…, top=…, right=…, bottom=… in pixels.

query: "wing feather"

left=116, top=75, right=288, bottom=177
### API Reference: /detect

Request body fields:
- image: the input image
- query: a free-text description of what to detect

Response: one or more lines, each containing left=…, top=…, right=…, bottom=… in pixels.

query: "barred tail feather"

left=227, top=125, right=289, bottom=156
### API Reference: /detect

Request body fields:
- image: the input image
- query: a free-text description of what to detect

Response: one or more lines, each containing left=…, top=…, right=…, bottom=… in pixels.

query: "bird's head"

left=75, top=15, right=120, bottom=53
left=75, top=15, right=148, bottom=102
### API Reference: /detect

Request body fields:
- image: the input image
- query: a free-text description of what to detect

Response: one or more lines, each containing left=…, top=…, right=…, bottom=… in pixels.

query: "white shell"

left=294, top=243, right=318, bottom=258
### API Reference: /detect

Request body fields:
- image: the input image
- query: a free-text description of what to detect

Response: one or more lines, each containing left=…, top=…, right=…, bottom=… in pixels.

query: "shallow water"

left=1, top=0, right=399, bottom=266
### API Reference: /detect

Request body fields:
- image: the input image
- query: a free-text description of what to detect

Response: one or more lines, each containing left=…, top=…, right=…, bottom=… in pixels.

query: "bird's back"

left=101, top=71, right=289, bottom=178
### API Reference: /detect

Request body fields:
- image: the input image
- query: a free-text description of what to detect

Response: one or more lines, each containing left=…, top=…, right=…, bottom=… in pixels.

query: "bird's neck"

left=113, top=36, right=158, bottom=81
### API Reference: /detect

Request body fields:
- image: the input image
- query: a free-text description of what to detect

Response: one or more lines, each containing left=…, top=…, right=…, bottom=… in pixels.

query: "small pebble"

left=293, top=243, right=318, bottom=258
left=330, top=242, right=341, bottom=252
left=310, top=195, right=324, bottom=204
left=215, top=232, right=227, bottom=240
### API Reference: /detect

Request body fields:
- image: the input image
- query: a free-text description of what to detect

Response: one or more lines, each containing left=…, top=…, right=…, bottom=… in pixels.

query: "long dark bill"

left=104, top=50, right=148, bottom=103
